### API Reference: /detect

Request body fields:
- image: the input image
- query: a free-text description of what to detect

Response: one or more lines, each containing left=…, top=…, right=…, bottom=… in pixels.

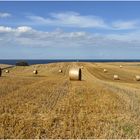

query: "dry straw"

left=69, top=67, right=82, bottom=81
left=135, top=75, right=140, bottom=81
left=33, top=70, right=38, bottom=74
left=0, top=68, right=1, bottom=77
left=113, top=75, right=119, bottom=80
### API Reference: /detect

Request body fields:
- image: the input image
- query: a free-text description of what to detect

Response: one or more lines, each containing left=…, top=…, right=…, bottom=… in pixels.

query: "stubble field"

left=0, top=62, right=140, bottom=139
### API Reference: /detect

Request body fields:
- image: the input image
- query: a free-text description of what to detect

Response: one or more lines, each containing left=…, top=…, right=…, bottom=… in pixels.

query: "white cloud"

left=28, top=12, right=108, bottom=28
left=0, top=26, right=140, bottom=49
left=0, top=12, right=11, bottom=18
left=27, top=12, right=140, bottom=30
left=16, top=26, right=32, bottom=32
left=112, top=20, right=139, bottom=30
left=0, top=26, right=12, bottom=32
left=0, top=26, right=32, bottom=33
left=0, top=26, right=91, bottom=47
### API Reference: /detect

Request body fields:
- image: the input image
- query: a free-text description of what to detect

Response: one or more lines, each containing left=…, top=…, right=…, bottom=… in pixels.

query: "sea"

left=0, top=59, right=140, bottom=65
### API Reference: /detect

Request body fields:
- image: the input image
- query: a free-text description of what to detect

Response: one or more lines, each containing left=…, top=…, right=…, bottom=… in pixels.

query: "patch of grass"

left=122, top=123, right=134, bottom=136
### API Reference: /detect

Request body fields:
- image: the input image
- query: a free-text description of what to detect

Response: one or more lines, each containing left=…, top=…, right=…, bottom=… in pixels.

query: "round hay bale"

left=80, top=66, right=84, bottom=69
left=120, top=65, right=123, bottom=68
left=58, top=69, right=62, bottom=73
left=135, top=75, right=140, bottom=81
left=103, top=69, right=107, bottom=73
left=33, top=70, right=38, bottom=74
left=69, top=67, right=82, bottom=81
left=5, top=69, right=9, bottom=73
left=113, top=75, right=119, bottom=80
left=0, top=68, right=2, bottom=77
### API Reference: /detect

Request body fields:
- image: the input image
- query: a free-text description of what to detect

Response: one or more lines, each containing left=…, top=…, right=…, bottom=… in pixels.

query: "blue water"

left=0, top=59, right=140, bottom=65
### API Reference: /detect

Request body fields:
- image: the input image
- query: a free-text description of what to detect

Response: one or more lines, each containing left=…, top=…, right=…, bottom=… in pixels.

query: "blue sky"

left=0, top=1, right=140, bottom=59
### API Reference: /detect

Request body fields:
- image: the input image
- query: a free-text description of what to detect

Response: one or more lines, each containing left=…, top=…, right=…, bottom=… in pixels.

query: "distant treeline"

left=16, top=61, right=29, bottom=66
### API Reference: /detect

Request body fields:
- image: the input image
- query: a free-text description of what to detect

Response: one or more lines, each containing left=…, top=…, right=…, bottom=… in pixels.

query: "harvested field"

left=0, top=62, right=140, bottom=139
left=0, top=64, right=12, bottom=69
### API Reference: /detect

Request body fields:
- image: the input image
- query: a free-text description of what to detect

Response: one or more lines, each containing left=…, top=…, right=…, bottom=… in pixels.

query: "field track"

left=0, top=62, right=140, bottom=138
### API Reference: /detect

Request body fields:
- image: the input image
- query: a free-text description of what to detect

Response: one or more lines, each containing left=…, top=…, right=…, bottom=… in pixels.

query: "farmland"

left=0, top=62, right=140, bottom=139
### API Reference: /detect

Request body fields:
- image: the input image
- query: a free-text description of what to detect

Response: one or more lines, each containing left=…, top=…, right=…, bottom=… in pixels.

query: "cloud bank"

left=27, top=12, right=140, bottom=30
left=28, top=12, right=108, bottom=28
left=0, top=25, right=140, bottom=49
left=1, top=11, right=140, bottom=59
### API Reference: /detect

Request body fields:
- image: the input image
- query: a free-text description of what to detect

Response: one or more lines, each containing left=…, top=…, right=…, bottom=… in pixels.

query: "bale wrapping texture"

left=113, top=75, right=119, bottom=80
left=135, top=75, right=140, bottom=81
left=0, top=68, right=1, bottom=77
left=33, top=70, right=38, bottom=74
left=69, top=67, right=82, bottom=81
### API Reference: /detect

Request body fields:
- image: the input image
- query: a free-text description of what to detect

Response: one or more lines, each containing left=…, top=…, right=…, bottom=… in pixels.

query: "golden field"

left=0, top=62, right=140, bottom=139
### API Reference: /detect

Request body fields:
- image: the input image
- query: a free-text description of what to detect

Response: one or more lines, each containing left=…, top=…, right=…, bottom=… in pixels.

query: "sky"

left=0, top=1, right=140, bottom=59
